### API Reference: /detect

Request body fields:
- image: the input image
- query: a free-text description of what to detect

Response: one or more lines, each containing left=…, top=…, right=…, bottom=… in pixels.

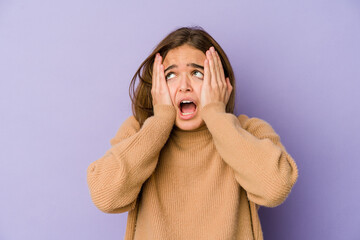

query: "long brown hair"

left=129, top=26, right=236, bottom=127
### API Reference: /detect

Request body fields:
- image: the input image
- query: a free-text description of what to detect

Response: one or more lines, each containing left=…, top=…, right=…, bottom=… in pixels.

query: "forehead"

left=163, top=45, right=206, bottom=66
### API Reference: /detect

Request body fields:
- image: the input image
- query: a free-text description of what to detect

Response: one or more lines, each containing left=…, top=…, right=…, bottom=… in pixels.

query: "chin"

left=175, top=117, right=204, bottom=131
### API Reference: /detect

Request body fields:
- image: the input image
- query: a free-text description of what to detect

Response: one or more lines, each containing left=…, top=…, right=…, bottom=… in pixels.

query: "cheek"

left=195, top=82, right=203, bottom=95
left=166, top=83, right=177, bottom=103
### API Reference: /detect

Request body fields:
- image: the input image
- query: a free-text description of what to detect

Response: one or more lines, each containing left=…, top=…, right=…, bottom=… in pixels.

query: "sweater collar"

left=169, top=123, right=212, bottom=145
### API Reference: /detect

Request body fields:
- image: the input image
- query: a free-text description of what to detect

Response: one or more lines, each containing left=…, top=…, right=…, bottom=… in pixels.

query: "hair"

left=129, top=25, right=236, bottom=127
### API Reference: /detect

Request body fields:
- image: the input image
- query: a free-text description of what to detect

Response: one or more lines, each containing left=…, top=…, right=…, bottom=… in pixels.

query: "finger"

left=152, top=53, right=159, bottom=90
left=158, top=55, right=169, bottom=95
left=227, top=77, right=234, bottom=93
left=159, top=62, right=166, bottom=85
left=204, top=58, right=210, bottom=86
left=226, top=77, right=232, bottom=91
left=156, top=54, right=162, bottom=90
left=207, top=49, right=218, bottom=89
left=226, top=77, right=233, bottom=99
left=212, top=49, right=223, bottom=91
left=215, top=51, right=226, bottom=88
left=215, top=51, right=226, bottom=100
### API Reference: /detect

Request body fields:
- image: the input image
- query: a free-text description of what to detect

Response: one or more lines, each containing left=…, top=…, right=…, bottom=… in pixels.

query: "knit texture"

left=87, top=102, right=299, bottom=240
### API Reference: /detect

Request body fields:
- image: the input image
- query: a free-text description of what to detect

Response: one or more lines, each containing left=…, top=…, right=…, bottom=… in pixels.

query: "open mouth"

left=179, top=100, right=197, bottom=115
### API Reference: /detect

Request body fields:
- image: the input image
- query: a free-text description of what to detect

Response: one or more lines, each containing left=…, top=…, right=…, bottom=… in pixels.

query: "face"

left=162, top=44, right=206, bottom=131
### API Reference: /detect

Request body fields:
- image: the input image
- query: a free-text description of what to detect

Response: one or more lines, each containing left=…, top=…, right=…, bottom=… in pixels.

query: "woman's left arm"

left=200, top=102, right=299, bottom=208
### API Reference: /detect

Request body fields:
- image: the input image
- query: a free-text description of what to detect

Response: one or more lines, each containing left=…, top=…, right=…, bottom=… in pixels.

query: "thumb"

left=226, top=77, right=233, bottom=94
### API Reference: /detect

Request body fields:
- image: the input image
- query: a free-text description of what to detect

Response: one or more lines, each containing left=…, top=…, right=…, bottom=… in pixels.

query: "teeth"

left=181, top=112, right=194, bottom=115
left=179, top=100, right=196, bottom=116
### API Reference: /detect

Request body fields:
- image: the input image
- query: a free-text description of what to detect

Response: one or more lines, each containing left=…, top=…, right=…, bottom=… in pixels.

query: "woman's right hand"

left=151, top=53, right=173, bottom=107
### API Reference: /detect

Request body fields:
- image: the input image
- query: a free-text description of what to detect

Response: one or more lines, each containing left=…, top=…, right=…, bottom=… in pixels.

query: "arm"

left=86, top=104, right=176, bottom=213
left=200, top=102, right=299, bottom=208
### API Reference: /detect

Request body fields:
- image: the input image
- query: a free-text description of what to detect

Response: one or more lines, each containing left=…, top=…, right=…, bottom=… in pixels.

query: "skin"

left=151, top=44, right=233, bottom=131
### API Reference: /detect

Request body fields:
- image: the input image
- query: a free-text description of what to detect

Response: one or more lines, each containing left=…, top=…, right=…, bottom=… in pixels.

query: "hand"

left=151, top=53, right=173, bottom=107
left=200, top=46, right=233, bottom=111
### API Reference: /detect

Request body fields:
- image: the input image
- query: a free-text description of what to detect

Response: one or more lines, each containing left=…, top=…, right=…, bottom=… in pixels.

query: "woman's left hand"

left=200, top=46, right=233, bottom=111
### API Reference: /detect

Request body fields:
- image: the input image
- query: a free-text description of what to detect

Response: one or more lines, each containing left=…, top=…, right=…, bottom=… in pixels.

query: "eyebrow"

left=164, top=63, right=204, bottom=73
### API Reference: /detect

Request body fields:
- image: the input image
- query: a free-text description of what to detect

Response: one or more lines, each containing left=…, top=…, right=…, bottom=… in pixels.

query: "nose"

left=178, top=73, right=192, bottom=92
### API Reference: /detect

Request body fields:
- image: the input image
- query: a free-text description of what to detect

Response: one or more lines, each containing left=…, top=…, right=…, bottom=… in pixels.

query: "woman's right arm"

left=87, top=104, right=176, bottom=214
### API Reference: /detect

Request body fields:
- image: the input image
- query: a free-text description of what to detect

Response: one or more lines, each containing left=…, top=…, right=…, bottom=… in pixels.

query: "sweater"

left=87, top=102, right=299, bottom=240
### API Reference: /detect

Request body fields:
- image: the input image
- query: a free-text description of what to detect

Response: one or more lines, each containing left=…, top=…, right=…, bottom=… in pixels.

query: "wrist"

left=153, top=104, right=176, bottom=120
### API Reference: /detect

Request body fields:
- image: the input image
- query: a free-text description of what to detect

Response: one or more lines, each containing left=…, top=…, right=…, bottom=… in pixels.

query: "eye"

left=165, top=72, right=176, bottom=80
left=193, top=70, right=204, bottom=79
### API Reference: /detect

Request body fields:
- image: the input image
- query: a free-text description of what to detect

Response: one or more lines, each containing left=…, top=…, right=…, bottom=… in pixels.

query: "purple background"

left=1, top=0, right=359, bottom=239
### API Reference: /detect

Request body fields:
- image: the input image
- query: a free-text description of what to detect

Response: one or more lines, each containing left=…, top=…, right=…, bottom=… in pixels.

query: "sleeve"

left=200, top=102, right=299, bottom=208
left=86, top=104, right=176, bottom=213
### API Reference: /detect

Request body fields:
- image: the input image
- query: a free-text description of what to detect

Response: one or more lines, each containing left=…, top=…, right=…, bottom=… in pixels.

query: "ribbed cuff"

left=200, top=102, right=226, bottom=121
left=153, top=104, right=176, bottom=120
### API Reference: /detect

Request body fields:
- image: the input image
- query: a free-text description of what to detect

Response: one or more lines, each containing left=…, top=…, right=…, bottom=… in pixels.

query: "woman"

left=87, top=26, right=299, bottom=240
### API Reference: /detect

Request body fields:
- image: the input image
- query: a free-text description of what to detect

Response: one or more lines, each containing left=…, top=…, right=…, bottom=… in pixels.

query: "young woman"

left=87, top=26, right=299, bottom=240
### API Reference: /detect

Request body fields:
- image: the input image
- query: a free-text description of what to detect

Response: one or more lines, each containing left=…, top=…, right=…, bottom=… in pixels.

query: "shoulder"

left=236, top=114, right=279, bottom=140
left=109, top=115, right=141, bottom=146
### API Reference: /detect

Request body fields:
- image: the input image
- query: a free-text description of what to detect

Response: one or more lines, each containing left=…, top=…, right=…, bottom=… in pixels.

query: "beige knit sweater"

left=87, top=102, right=299, bottom=240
